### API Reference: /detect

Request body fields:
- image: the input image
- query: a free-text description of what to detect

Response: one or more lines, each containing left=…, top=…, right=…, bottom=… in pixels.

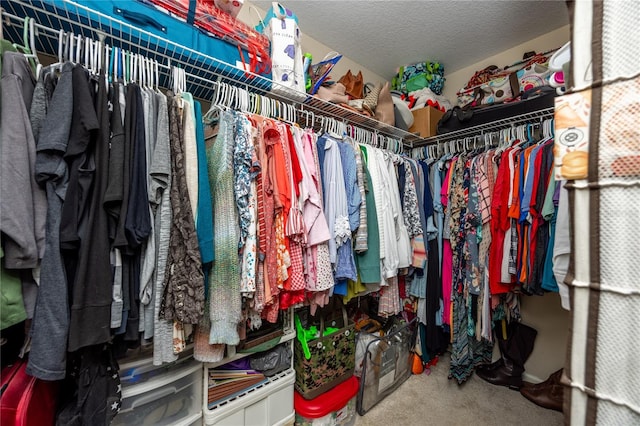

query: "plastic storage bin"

left=204, top=368, right=295, bottom=426
left=112, top=361, right=202, bottom=426
left=118, top=347, right=195, bottom=387
left=356, top=318, right=416, bottom=415
left=294, top=376, right=359, bottom=426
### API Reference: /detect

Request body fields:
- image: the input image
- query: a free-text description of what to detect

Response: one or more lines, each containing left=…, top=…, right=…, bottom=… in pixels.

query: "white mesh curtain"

left=565, top=1, right=640, bottom=424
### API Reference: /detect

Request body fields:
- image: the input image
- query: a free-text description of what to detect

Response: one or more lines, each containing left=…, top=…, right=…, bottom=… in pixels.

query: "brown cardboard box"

left=408, top=106, right=445, bottom=137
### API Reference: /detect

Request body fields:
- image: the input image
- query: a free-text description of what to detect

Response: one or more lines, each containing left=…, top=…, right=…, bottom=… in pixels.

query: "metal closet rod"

left=413, top=106, right=555, bottom=147
left=206, top=80, right=405, bottom=152
left=4, top=0, right=419, bottom=147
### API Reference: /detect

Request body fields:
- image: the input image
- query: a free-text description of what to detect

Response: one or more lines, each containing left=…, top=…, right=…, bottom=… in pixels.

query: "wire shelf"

left=414, top=106, right=555, bottom=147
left=3, top=0, right=425, bottom=146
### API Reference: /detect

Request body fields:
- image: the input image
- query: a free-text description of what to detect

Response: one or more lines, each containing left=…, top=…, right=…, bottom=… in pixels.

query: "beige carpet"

left=354, top=355, right=563, bottom=426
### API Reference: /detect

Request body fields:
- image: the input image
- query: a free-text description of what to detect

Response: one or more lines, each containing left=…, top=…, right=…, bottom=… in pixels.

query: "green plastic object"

left=295, top=315, right=342, bottom=360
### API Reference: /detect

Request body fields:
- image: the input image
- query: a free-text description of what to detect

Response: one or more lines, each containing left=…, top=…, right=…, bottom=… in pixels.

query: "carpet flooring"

left=353, top=355, right=563, bottom=426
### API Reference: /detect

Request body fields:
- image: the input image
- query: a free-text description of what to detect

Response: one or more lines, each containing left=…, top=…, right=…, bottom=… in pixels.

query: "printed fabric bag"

left=457, top=72, right=520, bottom=107
left=392, top=61, right=445, bottom=95
left=457, top=52, right=552, bottom=107
left=255, top=2, right=306, bottom=95
left=294, top=300, right=356, bottom=400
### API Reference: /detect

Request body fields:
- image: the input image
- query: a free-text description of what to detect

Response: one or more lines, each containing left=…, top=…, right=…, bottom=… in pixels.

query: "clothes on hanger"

left=0, top=10, right=567, bottom=403
left=413, top=120, right=559, bottom=383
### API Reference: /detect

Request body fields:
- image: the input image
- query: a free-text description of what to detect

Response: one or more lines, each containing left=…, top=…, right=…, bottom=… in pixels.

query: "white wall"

left=443, top=25, right=571, bottom=103
left=238, top=2, right=387, bottom=85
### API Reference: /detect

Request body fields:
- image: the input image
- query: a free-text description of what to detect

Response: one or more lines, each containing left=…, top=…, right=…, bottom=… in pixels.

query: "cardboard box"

left=408, top=106, right=445, bottom=137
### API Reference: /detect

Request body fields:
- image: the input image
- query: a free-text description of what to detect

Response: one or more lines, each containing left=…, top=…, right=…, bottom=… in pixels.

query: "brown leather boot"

left=522, top=368, right=563, bottom=391
left=520, top=369, right=564, bottom=412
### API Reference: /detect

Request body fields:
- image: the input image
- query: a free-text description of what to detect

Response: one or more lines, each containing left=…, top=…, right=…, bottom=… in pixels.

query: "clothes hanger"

left=150, top=57, right=156, bottom=89
left=75, top=34, right=82, bottom=66
left=137, top=54, right=143, bottom=87
left=251, top=92, right=259, bottom=115
left=28, top=17, right=42, bottom=78
left=241, top=87, right=251, bottom=113
left=146, top=57, right=153, bottom=89
left=204, top=81, right=225, bottom=124
left=64, top=32, right=72, bottom=63
left=237, top=87, right=246, bottom=113
left=95, top=40, right=101, bottom=75
left=13, top=17, right=38, bottom=71
left=153, top=59, right=159, bottom=91
left=107, top=44, right=113, bottom=82
left=220, top=81, right=230, bottom=108
left=142, top=55, right=148, bottom=88
left=122, top=49, right=128, bottom=84
left=144, top=55, right=150, bottom=89
left=84, top=37, right=92, bottom=74
left=130, top=52, right=136, bottom=83
left=181, top=67, right=187, bottom=93
left=209, top=80, right=218, bottom=107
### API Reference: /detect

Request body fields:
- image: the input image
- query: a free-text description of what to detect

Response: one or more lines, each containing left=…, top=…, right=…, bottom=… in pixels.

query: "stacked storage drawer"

left=203, top=312, right=297, bottom=426
left=203, top=368, right=295, bottom=426
left=114, top=356, right=203, bottom=426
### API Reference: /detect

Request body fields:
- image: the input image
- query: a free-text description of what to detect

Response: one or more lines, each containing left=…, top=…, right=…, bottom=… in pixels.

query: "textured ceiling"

left=251, top=0, right=570, bottom=80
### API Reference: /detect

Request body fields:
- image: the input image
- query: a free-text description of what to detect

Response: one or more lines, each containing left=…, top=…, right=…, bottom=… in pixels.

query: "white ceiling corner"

left=250, top=0, right=569, bottom=80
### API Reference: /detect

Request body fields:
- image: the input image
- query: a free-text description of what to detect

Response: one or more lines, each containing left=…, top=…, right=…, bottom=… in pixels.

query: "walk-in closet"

left=1, top=1, right=638, bottom=425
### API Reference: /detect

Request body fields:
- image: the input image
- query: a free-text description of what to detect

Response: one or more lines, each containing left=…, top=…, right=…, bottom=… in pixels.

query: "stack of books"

left=207, top=369, right=268, bottom=409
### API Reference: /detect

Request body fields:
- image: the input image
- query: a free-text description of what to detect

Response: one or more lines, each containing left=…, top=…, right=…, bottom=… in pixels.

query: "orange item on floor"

left=412, top=353, right=424, bottom=375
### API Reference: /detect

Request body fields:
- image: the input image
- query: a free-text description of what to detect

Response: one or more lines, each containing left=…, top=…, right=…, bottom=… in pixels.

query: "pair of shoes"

left=476, top=322, right=537, bottom=391
left=520, top=369, right=564, bottom=412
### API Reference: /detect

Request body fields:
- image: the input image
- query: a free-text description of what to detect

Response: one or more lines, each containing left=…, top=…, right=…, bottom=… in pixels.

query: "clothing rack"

left=414, top=106, right=554, bottom=146
left=206, top=80, right=404, bottom=152
left=3, top=0, right=422, bottom=147
left=410, top=106, right=555, bottom=159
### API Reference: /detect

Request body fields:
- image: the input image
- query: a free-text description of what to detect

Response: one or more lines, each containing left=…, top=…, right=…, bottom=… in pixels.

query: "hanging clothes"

left=66, top=67, right=113, bottom=352
left=160, top=92, right=205, bottom=325
left=27, top=62, right=74, bottom=381
left=206, top=110, right=242, bottom=345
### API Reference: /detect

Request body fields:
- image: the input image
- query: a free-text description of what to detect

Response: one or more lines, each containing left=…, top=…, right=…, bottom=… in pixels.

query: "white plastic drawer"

left=113, top=361, right=202, bottom=426
left=119, top=347, right=194, bottom=387
left=204, top=368, right=295, bottom=426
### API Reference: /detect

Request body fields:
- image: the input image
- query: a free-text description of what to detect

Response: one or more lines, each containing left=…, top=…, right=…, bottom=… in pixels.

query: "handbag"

left=0, top=358, right=59, bottom=426
left=338, top=70, right=364, bottom=99
left=293, top=300, right=356, bottom=400
left=375, top=82, right=395, bottom=126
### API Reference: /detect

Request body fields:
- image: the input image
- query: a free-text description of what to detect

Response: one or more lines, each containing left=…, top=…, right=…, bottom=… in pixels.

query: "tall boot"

left=476, top=322, right=537, bottom=390
left=476, top=323, right=509, bottom=373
